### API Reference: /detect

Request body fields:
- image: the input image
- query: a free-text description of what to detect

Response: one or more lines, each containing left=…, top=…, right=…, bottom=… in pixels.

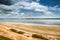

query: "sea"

left=0, top=18, right=60, bottom=25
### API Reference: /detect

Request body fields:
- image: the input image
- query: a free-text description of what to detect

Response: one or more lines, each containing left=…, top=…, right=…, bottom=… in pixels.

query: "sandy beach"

left=0, top=22, right=60, bottom=40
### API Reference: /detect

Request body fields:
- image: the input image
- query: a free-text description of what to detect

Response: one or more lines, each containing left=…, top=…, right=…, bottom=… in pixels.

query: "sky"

left=0, top=0, right=60, bottom=18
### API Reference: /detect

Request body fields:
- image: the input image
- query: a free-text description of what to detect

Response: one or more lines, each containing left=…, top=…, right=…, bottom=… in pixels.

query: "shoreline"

left=0, top=22, right=60, bottom=27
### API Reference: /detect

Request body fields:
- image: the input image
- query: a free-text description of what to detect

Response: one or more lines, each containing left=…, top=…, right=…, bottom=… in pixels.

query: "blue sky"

left=0, top=0, right=60, bottom=18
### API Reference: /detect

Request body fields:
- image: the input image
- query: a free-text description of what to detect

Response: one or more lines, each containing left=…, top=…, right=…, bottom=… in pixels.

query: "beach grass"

left=32, top=34, right=48, bottom=40
left=0, top=35, right=13, bottom=40
left=10, top=29, right=25, bottom=34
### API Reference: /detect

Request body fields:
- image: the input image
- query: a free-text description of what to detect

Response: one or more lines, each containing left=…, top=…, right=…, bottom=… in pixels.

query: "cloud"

left=20, top=13, right=25, bottom=16
left=18, top=1, right=52, bottom=15
left=49, top=6, right=60, bottom=11
left=0, top=0, right=60, bottom=18
left=36, top=0, right=40, bottom=2
left=13, top=1, right=50, bottom=15
left=44, top=11, right=53, bottom=15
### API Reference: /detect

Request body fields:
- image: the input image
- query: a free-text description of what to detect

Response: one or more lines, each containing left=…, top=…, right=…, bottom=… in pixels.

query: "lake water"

left=0, top=19, right=60, bottom=25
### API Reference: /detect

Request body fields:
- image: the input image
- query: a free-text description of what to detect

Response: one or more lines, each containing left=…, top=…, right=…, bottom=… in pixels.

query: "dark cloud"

left=0, top=0, right=12, bottom=5
left=0, top=0, right=20, bottom=5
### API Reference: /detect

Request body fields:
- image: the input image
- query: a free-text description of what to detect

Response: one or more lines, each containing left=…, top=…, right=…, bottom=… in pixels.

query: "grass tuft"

left=17, top=31, right=25, bottom=34
left=0, top=35, right=13, bottom=40
left=10, top=29, right=17, bottom=32
left=10, top=29, right=25, bottom=34
left=32, top=34, right=48, bottom=40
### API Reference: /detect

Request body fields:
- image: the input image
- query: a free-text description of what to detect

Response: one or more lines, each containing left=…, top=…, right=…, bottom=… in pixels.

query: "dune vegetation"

left=10, top=29, right=25, bottom=34
left=0, top=35, right=13, bottom=40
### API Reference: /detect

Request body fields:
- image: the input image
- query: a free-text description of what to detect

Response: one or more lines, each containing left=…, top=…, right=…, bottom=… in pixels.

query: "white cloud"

left=20, top=13, right=25, bottom=16
left=13, top=1, right=49, bottom=15
left=6, top=14, right=12, bottom=16
left=36, top=0, right=40, bottom=2
left=49, top=5, right=60, bottom=11
left=0, top=0, right=60, bottom=17
left=17, top=1, right=52, bottom=15
left=22, top=2, right=48, bottom=11
left=44, top=11, right=53, bottom=15
left=35, top=8, right=45, bottom=12
left=0, top=10, right=2, bottom=13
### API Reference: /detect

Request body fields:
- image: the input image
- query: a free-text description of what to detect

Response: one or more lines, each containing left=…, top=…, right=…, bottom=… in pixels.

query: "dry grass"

left=0, top=35, right=13, bottom=40
left=32, top=34, right=48, bottom=40
left=10, top=29, right=25, bottom=34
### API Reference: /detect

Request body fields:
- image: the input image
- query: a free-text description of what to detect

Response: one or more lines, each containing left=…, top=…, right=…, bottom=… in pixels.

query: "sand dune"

left=0, top=23, right=60, bottom=40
